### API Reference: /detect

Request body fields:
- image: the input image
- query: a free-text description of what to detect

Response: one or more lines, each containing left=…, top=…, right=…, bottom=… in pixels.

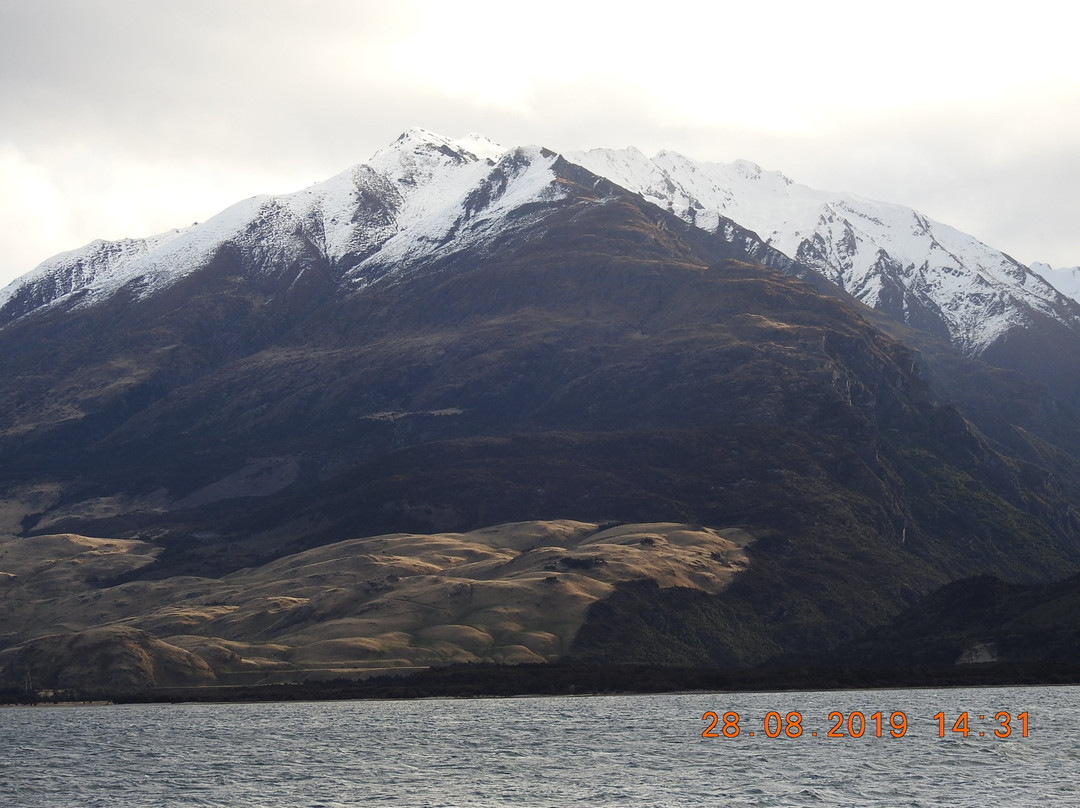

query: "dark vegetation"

left=818, top=571, right=1080, bottom=668
left=569, top=569, right=1080, bottom=669
left=5, top=661, right=1080, bottom=706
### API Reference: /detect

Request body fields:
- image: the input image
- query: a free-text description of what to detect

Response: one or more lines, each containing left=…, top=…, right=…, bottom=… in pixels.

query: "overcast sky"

left=2, top=0, right=1078, bottom=288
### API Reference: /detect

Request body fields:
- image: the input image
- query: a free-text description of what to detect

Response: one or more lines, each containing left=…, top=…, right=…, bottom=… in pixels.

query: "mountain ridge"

left=8, top=128, right=1078, bottom=365
left=566, top=145, right=1080, bottom=357
left=1032, top=262, right=1080, bottom=302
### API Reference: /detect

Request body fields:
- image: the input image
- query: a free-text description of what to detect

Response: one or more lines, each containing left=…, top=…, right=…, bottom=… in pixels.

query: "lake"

left=2, top=684, right=1075, bottom=806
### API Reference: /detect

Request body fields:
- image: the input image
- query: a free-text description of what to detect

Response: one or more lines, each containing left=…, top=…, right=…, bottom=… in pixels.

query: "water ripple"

left=0, top=685, right=1073, bottom=806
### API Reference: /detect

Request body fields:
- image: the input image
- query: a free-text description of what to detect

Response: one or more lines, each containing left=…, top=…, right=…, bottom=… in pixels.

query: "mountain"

left=2, top=129, right=1080, bottom=691
left=0, top=130, right=535, bottom=322
left=567, top=147, right=1080, bottom=360
left=0, top=130, right=802, bottom=327
left=10, top=130, right=1080, bottom=401
left=6, top=130, right=1079, bottom=366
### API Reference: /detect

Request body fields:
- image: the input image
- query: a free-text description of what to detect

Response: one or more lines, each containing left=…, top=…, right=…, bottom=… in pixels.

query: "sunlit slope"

left=0, top=521, right=750, bottom=689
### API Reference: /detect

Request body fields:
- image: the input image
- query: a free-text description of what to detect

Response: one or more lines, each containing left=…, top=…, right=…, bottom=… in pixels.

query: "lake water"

left=1, top=684, right=1075, bottom=806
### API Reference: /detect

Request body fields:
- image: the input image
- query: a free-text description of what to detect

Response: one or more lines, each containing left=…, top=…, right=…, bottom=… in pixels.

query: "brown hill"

left=0, top=522, right=749, bottom=688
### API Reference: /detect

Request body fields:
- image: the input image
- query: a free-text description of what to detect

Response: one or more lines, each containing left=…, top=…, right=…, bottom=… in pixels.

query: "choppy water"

left=1, top=685, right=1076, bottom=806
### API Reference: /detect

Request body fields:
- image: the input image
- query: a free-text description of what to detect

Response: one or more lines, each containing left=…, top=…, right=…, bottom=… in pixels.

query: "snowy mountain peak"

left=3, top=130, right=1079, bottom=359
left=0, top=133, right=557, bottom=324
left=379, top=127, right=507, bottom=165
left=342, top=144, right=565, bottom=285
left=456, top=132, right=509, bottom=162
left=568, top=146, right=1080, bottom=355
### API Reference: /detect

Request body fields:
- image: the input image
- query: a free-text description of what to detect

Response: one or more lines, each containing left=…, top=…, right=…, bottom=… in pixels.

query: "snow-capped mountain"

left=567, top=147, right=1080, bottom=356
left=4, top=128, right=1079, bottom=363
left=6, top=130, right=1080, bottom=686
left=0, top=130, right=567, bottom=324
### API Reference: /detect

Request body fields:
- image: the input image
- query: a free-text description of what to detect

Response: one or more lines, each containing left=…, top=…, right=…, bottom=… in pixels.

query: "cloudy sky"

left=2, top=0, right=1078, bottom=288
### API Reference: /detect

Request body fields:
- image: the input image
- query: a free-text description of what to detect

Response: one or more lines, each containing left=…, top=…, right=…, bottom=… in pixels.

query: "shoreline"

left=5, top=660, right=1080, bottom=706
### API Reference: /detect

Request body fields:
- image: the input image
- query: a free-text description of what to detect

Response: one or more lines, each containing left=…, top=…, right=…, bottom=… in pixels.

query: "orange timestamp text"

left=701, top=710, right=1029, bottom=739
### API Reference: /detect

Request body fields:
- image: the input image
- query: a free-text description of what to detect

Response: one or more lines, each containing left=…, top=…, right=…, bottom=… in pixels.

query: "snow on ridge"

left=4, top=128, right=1076, bottom=357
left=406, top=127, right=504, bottom=154
left=274, top=129, right=516, bottom=266
left=0, top=131, right=518, bottom=321
left=1031, top=262, right=1080, bottom=304
left=0, top=196, right=270, bottom=315
left=369, top=128, right=507, bottom=174
left=350, top=145, right=565, bottom=278
left=567, top=145, right=1078, bottom=354
left=455, top=132, right=508, bottom=162
left=0, top=131, right=560, bottom=318
left=0, top=230, right=184, bottom=311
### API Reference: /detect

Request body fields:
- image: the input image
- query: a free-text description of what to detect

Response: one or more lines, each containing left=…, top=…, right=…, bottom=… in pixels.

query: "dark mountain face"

left=2, top=147, right=1080, bottom=674
left=809, top=572, right=1080, bottom=669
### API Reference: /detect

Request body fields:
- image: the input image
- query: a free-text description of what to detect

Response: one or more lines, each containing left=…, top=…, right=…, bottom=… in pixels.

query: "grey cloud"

left=1, top=1, right=413, bottom=158
left=1, top=0, right=1078, bottom=284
